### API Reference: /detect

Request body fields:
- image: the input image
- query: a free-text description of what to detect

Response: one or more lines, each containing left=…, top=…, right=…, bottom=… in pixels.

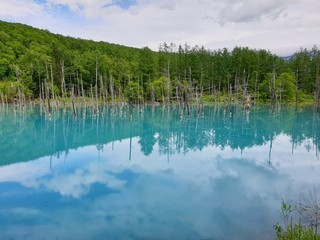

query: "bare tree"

left=293, top=187, right=320, bottom=235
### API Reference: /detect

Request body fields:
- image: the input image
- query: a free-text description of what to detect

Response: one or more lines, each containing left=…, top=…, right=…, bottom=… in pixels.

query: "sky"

left=0, top=0, right=320, bottom=56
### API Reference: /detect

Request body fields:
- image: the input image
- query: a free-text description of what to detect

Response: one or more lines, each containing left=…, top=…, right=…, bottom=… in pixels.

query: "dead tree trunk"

left=228, top=78, right=232, bottom=115
left=95, top=56, right=99, bottom=106
left=90, top=84, right=96, bottom=116
left=81, top=74, right=85, bottom=106
left=198, top=86, right=204, bottom=116
left=41, top=82, right=45, bottom=110
left=71, top=85, right=77, bottom=117
left=61, top=60, right=66, bottom=106
left=151, top=85, right=155, bottom=105
left=76, top=72, right=81, bottom=98
left=50, top=64, right=55, bottom=104
left=254, top=71, right=258, bottom=107
left=295, top=70, right=299, bottom=112
left=99, top=74, right=104, bottom=102
left=167, top=62, right=171, bottom=106
left=0, top=91, right=4, bottom=107
left=242, top=69, right=248, bottom=106
left=46, top=82, right=51, bottom=114
left=44, top=64, right=51, bottom=114
left=189, top=66, right=193, bottom=99
left=270, top=68, right=276, bottom=111
left=176, top=86, right=179, bottom=105
left=110, top=74, right=114, bottom=106
left=179, top=86, right=183, bottom=119
left=315, top=64, right=320, bottom=112
left=105, top=75, right=109, bottom=105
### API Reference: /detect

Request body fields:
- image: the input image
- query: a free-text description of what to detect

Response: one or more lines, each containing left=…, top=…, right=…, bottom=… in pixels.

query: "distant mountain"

left=281, top=55, right=295, bottom=61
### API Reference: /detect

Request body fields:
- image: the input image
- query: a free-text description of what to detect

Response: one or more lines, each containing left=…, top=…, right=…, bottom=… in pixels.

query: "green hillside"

left=0, top=20, right=319, bottom=105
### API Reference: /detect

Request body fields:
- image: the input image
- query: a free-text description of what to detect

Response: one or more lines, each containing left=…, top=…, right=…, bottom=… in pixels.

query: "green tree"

left=124, top=81, right=143, bottom=103
left=276, top=72, right=296, bottom=101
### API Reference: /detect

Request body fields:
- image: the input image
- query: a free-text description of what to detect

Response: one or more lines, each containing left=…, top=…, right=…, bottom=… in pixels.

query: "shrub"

left=275, top=199, right=320, bottom=240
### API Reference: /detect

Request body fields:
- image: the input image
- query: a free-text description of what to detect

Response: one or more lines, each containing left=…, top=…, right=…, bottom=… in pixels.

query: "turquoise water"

left=0, top=105, right=319, bottom=240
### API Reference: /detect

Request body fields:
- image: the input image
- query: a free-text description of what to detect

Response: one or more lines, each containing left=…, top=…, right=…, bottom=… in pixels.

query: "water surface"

left=0, top=105, right=319, bottom=240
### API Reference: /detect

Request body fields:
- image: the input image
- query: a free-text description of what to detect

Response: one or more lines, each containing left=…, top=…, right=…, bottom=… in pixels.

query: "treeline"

left=0, top=20, right=320, bottom=107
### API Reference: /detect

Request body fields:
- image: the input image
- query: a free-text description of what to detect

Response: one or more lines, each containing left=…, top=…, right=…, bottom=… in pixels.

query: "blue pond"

left=0, top=105, right=319, bottom=240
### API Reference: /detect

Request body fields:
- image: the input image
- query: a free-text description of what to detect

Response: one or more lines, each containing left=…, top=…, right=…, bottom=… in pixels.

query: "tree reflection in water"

left=0, top=104, right=319, bottom=166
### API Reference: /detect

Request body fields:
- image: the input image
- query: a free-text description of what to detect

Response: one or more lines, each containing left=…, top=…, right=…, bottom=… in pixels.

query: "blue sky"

left=0, top=0, right=320, bottom=56
left=107, top=0, right=137, bottom=10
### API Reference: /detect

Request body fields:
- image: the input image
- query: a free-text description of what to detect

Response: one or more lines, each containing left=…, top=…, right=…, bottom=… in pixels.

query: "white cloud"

left=0, top=0, right=320, bottom=55
left=72, top=0, right=320, bottom=55
left=156, top=0, right=178, bottom=11
left=46, top=0, right=112, bottom=12
left=41, top=163, right=126, bottom=198
left=0, top=0, right=44, bottom=18
left=216, top=0, right=296, bottom=24
left=0, top=133, right=319, bottom=239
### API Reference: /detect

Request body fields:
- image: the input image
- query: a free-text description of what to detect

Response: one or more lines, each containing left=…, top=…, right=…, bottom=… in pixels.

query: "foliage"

left=124, top=81, right=143, bottom=103
left=275, top=199, right=320, bottom=240
left=0, top=20, right=319, bottom=103
left=276, top=73, right=296, bottom=101
left=0, top=80, right=32, bottom=102
left=147, top=76, right=168, bottom=102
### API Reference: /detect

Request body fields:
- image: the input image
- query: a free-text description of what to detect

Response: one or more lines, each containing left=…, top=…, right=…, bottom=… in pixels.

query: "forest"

left=0, top=20, right=320, bottom=108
